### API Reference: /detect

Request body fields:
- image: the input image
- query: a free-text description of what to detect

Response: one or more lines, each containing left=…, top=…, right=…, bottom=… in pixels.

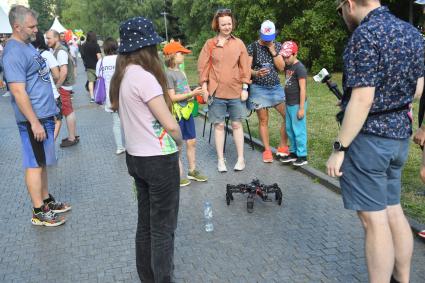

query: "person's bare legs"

left=357, top=210, right=395, bottom=283
left=186, top=139, right=196, bottom=172
left=256, top=109, right=270, bottom=150
left=41, top=166, right=49, bottom=200
left=88, top=81, right=94, bottom=100
left=54, top=119, right=62, bottom=141
left=214, top=123, right=226, bottom=161
left=274, top=103, right=288, bottom=148
left=232, top=121, right=244, bottom=162
left=65, top=112, right=77, bottom=140
left=387, top=204, right=413, bottom=283
left=25, top=167, right=44, bottom=208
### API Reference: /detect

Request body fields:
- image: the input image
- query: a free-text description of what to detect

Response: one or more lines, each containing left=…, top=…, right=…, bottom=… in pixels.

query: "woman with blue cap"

left=110, top=16, right=182, bottom=283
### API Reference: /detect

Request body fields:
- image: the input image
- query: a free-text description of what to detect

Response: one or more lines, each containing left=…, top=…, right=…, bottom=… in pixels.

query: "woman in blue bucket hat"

left=110, top=17, right=183, bottom=283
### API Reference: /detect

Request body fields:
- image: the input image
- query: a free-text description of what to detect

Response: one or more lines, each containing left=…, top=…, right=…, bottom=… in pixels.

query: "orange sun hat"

left=163, top=41, right=191, bottom=55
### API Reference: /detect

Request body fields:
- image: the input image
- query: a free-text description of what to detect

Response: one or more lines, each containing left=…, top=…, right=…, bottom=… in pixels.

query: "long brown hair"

left=110, top=45, right=171, bottom=111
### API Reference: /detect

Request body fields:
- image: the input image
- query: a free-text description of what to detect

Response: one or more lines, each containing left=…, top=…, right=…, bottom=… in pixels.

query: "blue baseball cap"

left=260, top=20, right=276, bottom=41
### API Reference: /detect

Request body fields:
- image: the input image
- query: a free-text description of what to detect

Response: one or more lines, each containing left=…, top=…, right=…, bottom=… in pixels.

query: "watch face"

left=333, top=141, right=341, bottom=151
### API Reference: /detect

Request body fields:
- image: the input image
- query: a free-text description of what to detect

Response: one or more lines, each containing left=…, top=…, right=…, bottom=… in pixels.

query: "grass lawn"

left=183, top=54, right=425, bottom=224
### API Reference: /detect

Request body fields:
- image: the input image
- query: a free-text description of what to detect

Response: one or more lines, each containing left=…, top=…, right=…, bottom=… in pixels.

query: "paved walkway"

left=0, top=61, right=425, bottom=283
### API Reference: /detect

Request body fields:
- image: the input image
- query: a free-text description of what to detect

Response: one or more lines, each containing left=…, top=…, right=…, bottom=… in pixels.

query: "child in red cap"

left=163, top=42, right=208, bottom=186
left=279, top=41, right=309, bottom=166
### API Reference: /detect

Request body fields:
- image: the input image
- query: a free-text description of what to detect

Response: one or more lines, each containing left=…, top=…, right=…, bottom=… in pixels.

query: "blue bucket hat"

left=118, top=17, right=163, bottom=54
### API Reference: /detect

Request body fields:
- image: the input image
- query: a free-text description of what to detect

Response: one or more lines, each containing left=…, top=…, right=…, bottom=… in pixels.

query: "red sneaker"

left=418, top=230, right=425, bottom=238
left=276, top=146, right=289, bottom=157
left=262, top=150, right=273, bottom=163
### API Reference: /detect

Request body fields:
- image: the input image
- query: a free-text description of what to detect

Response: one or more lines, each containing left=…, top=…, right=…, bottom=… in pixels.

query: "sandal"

left=61, top=135, right=80, bottom=142
left=60, top=138, right=79, bottom=148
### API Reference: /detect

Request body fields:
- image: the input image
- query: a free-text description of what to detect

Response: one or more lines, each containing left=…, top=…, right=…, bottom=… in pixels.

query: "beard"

left=29, top=33, right=36, bottom=42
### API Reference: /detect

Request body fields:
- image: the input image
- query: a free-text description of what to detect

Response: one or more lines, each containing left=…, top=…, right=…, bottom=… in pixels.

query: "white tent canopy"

left=0, top=6, right=12, bottom=34
left=50, top=17, right=67, bottom=33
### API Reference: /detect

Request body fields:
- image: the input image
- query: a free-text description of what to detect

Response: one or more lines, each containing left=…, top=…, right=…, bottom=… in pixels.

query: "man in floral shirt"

left=327, top=1, right=424, bottom=282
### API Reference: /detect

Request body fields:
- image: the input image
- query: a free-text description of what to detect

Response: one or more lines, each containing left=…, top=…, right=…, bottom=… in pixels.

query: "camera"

left=314, top=68, right=344, bottom=124
left=313, top=68, right=330, bottom=83
left=313, top=68, right=342, bottom=100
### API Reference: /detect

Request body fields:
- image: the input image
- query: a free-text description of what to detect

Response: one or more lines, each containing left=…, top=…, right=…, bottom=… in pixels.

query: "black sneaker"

left=280, top=153, right=297, bottom=163
left=293, top=156, right=308, bottom=166
left=31, top=206, right=66, bottom=227
left=46, top=195, right=72, bottom=213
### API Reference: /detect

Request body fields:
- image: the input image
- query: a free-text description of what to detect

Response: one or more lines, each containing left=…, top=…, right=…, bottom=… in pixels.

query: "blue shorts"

left=247, top=84, right=285, bottom=110
left=178, top=115, right=196, bottom=140
left=340, top=133, right=409, bottom=211
left=208, top=97, right=247, bottom=124
left=17, top=117, right=57, bottom=169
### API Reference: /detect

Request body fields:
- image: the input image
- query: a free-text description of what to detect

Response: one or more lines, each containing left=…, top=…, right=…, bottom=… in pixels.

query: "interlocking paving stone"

left=1, top=59, right=425, bottom=282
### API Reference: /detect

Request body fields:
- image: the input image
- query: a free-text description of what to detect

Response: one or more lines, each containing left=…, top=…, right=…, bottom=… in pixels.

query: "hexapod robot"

left=226, top=179, right=283, bottom=213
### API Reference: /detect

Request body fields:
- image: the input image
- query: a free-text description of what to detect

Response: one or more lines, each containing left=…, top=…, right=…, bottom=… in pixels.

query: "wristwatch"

left=333, top=140, right=349, bottom=152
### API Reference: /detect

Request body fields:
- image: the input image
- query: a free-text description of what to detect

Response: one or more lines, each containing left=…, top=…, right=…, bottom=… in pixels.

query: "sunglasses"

left=336, top=0, right=348, bottom=17
left=216, top=8, right=232, bottom=15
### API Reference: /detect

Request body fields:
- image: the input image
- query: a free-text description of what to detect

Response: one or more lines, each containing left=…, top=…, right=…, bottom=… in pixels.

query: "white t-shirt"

left=96, top=55, right=117, bottom=112
left=40, top=50, right=60, bottom=99
left=69, top=45, right=78, bottom=58
left=54, top=49, right=72, bottom=91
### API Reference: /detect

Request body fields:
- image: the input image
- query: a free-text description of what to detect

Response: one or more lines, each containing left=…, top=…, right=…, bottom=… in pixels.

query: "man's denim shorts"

left=340, top=133, right=409, bottom=211
left=17, top=117, right=57, bottom=169
left=208, top=97, right=247, bottom=124
left=247, top=84, right=285, bottom=110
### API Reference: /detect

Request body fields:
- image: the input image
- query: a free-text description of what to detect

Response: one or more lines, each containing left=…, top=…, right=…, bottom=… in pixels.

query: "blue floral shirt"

left=342, top=6, right=424, bottom=139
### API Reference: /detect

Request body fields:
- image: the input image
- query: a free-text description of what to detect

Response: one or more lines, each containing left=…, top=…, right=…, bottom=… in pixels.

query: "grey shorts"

left=340, top=133, right=409, bottom=211
left=208, top=96, right=247, bottom=124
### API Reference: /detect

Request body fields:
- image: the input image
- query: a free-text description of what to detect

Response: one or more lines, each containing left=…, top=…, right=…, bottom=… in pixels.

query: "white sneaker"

left=2, top=91, right=10, bottom=97
left=217, top=159, right=227, bottom=172
left=234, top=159, right=245, bottom=171
left=115, top=148, right=126, bottom=155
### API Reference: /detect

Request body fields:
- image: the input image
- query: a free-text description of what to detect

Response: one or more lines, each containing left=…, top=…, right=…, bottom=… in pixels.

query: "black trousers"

left=126, top=152, right=180, bottom=283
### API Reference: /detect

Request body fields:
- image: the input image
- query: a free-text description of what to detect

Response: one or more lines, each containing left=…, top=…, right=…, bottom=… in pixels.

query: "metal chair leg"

left=224, top=116, right=230, bottom=154
left=245, top=119, right=254, bottom=150
left=208, top=122, right=213, bottom=144
left=202, top=113, right=207, bottom=137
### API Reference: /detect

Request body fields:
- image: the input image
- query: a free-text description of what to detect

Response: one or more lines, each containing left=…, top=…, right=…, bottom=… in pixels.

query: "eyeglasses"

left=336, top=0, right=348, bottom=17
left=216, top=8, right=232, bottom=15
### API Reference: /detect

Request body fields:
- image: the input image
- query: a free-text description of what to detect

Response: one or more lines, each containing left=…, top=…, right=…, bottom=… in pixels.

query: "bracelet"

left=272, top=53, right=279, bottom=57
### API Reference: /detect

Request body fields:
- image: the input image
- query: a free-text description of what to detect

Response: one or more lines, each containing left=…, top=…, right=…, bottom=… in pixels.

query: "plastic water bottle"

left=204, top=201, right=214, bottom=232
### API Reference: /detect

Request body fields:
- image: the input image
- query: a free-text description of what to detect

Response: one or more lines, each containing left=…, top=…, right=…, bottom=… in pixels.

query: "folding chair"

left=202, top=106, right=254, bottom=153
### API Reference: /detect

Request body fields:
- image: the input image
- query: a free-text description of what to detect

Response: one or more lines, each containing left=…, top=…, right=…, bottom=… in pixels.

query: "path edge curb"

left=196, top=110, right=425, bottom=238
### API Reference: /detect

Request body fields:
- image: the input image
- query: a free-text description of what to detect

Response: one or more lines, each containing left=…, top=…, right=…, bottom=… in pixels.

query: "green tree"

left=29, top=0, right=56, bottom=32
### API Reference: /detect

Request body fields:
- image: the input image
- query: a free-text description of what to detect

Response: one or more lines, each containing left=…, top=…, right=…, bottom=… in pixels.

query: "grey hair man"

left=327, top=1, right=424, bottom=282
left=2, top=5, right=71, bottom=227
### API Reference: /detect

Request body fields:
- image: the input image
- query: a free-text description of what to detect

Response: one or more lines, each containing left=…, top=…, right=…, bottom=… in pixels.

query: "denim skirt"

left=247, top=84, right=285, bottom=110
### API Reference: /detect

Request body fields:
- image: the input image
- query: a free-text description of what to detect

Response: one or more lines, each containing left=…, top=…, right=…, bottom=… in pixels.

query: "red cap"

left=163, top=42, right=191, bottom=55
left=280, top=41, right=298, bottom=57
